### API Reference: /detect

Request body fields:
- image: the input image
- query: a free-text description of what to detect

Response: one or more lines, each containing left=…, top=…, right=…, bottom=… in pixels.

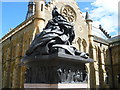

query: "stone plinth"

left=22, top=52, right=93, bottom=64
left=24, top=83, right=88, bottom=89
left=22, top=52, right=93, bottom=88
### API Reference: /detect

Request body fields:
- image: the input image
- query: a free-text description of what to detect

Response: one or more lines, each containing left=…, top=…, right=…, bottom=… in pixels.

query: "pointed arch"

left=77, top=37, right=81, bottom=51
left=98, top=46, right=105, bottom=87
left=94, top=46, right=98, bottom=61
left=82, top=39, right=87, bottom=52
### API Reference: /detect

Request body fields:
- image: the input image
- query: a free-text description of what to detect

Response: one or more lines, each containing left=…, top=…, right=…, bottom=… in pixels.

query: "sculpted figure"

left=74, top=70, right=80, bottom=82
left=57, top=68, right=67, bottom=83
left=25, top=7, right=89, bottom=59
left=67, top=70, right=75, bottom=83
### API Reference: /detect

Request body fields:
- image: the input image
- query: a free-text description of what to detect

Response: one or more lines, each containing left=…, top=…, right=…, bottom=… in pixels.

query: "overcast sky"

left=0, top=0, right=119, bottom=39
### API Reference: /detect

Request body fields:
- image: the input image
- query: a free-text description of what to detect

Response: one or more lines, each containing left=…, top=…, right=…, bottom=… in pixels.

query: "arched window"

left=103, top=48, right=107, bottom=64
left=95, top=46, right=98, bottom=61
left=98, top=46, right=102, bottom=62
left=77, top=37, right=81, bottom=51
left=82, top=39, right=87, bottom=52
left=41, top=4, right=43, bottom=11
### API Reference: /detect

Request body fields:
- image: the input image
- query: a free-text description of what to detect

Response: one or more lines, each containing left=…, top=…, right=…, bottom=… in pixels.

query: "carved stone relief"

left=61, top=5, right=76, bottom=22
left=57, top=68, right=88, bottom=83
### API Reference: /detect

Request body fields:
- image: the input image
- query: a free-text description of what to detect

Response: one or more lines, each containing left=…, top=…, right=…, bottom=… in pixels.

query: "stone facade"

left=0, top=0, right=120, bottom=88
left=105, top=36, right=120, bottom=88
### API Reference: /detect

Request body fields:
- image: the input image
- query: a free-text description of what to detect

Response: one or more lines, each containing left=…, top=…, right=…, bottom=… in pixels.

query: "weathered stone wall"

left=2, top=19, right=34, bottom=88
left=110, top=45, right=120, bottom=88
left=93, top=41, right=109, bottom=88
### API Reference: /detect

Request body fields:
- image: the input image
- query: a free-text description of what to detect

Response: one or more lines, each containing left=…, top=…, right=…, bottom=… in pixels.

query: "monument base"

left=24, top=83, right=88, bottom=89
left=22, top=52, right=93, bottom=84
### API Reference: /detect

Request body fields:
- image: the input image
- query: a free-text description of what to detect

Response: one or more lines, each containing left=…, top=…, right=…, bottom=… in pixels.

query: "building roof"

left=0, top=16, right=34, bottom=43
left=107, top=35, right=120, bottom=44
left=99, top=25, right=111, bottom=38
left=92, top=26, right=108, bottom=40
left=93, top=35, right=109, bottom=45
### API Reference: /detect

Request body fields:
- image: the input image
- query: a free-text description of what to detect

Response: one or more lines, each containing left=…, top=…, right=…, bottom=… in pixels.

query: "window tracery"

left=61, top=5, right=76, bottom=22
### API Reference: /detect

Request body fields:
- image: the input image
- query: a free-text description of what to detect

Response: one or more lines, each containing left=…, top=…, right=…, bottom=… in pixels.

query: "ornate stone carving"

left=57, top=68, right=87, bottom=83
left=61, top=5, right=76, bottom=22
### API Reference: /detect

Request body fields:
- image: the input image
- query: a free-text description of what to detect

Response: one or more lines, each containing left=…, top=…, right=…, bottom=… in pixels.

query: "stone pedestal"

left=24, top=83, right=88, bottom=89
left=22, top=52, right=93, bottom=88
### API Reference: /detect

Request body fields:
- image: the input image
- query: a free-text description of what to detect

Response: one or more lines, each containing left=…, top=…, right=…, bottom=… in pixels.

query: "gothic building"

left=0, top=0, right=120, bottom=88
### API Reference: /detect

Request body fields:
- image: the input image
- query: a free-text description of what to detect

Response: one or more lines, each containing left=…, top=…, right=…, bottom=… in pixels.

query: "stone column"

left=20, top=35, right=28, bottom=88
left=20, top=36, right=27, bottom=88
left=3, top=47, right=11, bottom=88
left=12, top=62, right=21, bottom=88
left=101, top=50, right=108, bottom=88
left=87, top=48, right=96, bottom=89
left=20, top=66, right=26, bottom=88
left=98, top=47, right=104, bottom=88
left=12, top=44, right=21, bottom=88
left=86, top=13, right=96, bottom=88
left=8, top=38, right=14, bottom=88
left=94, top=46, right=100, bottom=88
left=3, top=62, right=10, bottom=88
